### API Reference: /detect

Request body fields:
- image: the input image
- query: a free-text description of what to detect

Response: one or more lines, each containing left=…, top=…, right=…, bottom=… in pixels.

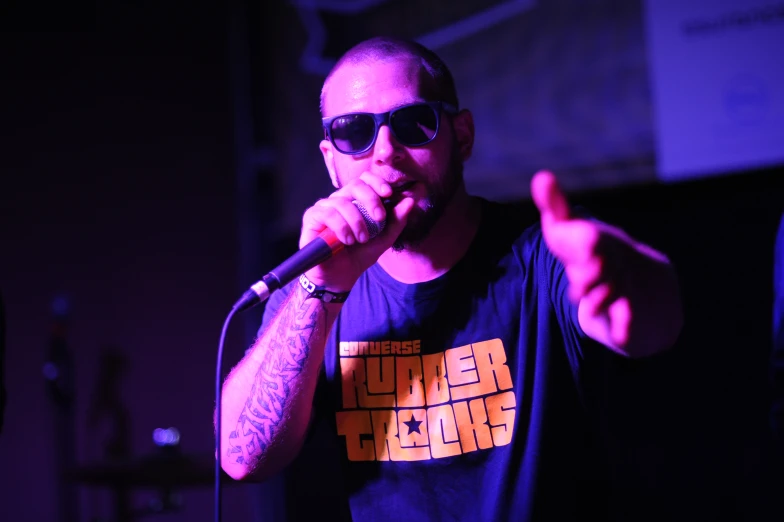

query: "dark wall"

left=0, top=4, right=254, bottom=521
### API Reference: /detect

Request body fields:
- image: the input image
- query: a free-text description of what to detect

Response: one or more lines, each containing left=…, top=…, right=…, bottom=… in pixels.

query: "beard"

left=391, top=142, right=464, bottom=252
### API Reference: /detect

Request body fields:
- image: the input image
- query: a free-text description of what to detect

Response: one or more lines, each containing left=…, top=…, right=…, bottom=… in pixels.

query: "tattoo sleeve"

left=227, top=290, right=327, bottom=467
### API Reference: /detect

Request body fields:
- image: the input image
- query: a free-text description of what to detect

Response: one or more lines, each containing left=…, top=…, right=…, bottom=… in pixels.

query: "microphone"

left=233, top=200, right=386, bottom=311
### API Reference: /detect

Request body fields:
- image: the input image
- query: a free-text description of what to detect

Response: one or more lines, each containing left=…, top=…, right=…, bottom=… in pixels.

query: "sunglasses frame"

left=322, top=101, right=458, bottom=155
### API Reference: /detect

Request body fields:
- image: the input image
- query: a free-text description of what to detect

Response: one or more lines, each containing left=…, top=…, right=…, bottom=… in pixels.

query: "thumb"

left=531, top=171, right=571, bottom=225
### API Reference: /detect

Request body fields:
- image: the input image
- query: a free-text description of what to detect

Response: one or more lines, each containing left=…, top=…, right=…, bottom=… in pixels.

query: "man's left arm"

left=532, top=171, right=683, bottom=358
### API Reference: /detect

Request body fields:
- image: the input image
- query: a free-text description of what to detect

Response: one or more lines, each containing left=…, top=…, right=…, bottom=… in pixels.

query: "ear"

left=452, top=109, right=475, bottom=162
left=319, top=139, right=340, bottom=189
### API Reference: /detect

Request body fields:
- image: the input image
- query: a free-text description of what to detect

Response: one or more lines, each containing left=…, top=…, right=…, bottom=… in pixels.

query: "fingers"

left=300, top=173, right=395, bottom=248
left=330, top=173, right=392, bottom=222
left=531, top=170, right=571, bottom=225
left=565, top=257, right=604, bottom=302
left=578, top=285, right=631, bottom=348
left=560, top=226, right=625, bottom=305
left=380, top=197, right=416, bottom=240
left=305, top=201, right=364, bottom=246
left=578, top=281, right=614, bottom=314
left=357, top=173, right=393, bottom=221
left=608, top=298, right=631, bottom=347
left=546, top=219, right=601, bottom=267
left=561, top=225, right=635, bottom=349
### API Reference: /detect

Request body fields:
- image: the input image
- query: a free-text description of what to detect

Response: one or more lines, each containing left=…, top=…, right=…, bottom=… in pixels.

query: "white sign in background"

left=644, top=1, right=784, bottom=181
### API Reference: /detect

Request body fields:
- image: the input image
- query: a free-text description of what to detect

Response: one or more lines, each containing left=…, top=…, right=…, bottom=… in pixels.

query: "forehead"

left=323, top=57, right=430, bottom=116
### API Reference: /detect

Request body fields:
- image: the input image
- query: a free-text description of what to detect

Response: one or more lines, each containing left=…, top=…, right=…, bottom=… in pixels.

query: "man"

left=220, top=37, right=683, bottom=520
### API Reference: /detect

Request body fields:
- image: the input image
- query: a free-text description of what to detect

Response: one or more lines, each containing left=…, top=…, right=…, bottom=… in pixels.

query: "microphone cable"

left=214, top=302, right=240, bottom=522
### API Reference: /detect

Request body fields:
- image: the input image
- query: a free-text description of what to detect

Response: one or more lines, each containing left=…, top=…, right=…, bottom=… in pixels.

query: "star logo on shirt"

left=402, top=413, right=422, bottom=435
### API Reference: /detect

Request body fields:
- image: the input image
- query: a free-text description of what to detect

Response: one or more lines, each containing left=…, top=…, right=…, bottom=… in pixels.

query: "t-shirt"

left=258, top=198, right=613, bottom=521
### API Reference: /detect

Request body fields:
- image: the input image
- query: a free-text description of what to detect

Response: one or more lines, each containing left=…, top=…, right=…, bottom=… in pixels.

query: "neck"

left=378, top=185, right=482, bottom=284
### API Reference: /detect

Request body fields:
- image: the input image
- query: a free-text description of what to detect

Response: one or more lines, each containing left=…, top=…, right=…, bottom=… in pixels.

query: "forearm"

left=219, top=284, right=340, bottom=480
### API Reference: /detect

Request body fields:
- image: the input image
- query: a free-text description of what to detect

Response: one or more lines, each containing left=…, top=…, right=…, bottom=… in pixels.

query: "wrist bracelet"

left=299, top=274, right=350, bottom=304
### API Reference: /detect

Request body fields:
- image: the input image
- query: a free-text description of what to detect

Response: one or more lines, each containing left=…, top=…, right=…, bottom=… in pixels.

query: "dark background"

left=1, top=1, right=782, bottom=521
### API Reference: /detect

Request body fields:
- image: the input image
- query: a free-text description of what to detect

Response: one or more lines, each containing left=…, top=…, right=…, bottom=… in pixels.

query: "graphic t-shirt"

left=259, top=198, right=612, bottom=521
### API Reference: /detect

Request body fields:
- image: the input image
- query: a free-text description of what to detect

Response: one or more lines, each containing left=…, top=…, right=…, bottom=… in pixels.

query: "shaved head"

left=320, top=37, right=459, bottom=117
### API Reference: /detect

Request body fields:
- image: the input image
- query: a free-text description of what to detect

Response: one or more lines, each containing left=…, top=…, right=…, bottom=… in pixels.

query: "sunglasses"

left=322, top=101, right=458, bottom=155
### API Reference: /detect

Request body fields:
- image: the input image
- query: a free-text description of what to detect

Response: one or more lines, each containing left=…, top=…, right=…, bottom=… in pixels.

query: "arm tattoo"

left=227, top=293, right=326, bottom=466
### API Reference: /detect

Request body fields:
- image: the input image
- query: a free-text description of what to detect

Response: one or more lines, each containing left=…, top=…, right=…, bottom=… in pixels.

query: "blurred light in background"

left=153, top=427, right=181, bottom=447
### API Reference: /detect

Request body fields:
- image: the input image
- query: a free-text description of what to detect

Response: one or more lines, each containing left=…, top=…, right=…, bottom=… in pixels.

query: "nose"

left=372, top=124, right=404, bottom=166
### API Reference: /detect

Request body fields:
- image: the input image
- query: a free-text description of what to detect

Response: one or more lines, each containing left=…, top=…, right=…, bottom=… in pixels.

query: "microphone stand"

left=43, top=296, right=79, bottom=522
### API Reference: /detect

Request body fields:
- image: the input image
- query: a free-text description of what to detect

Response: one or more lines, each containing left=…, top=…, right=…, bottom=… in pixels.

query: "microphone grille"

left=353, top=200, right=386, bottom=239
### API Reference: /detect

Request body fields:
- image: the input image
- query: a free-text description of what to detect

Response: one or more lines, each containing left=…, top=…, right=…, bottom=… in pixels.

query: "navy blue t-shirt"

left=259, top=198, right=613, bottom=521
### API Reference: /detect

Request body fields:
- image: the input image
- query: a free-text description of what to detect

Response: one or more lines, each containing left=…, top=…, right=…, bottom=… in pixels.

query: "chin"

left=391, top=204, right=438, bottom=252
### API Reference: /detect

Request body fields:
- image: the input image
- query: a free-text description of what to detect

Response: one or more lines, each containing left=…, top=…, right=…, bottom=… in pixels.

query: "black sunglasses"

left=322, top=101, right=458, bottom=155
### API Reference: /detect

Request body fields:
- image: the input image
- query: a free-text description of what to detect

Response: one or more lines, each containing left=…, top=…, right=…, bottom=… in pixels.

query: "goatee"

left=392, top=145, right=464, bottom=252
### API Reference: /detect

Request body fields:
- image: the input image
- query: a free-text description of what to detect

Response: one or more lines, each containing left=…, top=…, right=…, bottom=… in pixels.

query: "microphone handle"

left=263, top=231, right=343, bottom=293
left=233, top=231, right=341, bottom=312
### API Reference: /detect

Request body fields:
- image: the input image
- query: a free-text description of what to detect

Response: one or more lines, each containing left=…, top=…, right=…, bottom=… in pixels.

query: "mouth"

left=390, top=180, right=417, bottom=195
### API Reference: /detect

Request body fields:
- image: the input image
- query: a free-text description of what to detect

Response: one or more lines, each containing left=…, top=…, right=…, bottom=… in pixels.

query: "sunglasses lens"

left=330, top=114, right=376, bottom=153
left=391, top=104, right=438, bottom=145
